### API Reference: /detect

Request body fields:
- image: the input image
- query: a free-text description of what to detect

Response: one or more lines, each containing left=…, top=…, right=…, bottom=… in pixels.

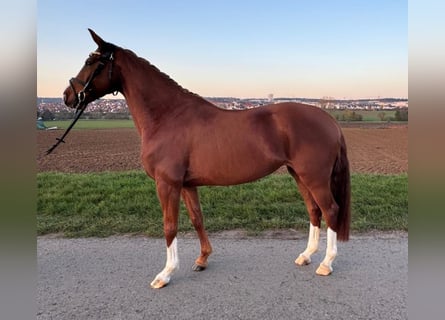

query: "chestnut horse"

left=63, top=29, right=351, bottom=289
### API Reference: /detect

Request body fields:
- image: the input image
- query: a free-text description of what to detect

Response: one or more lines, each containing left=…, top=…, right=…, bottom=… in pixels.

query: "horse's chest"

left=141, top=142, right=188, bottom=179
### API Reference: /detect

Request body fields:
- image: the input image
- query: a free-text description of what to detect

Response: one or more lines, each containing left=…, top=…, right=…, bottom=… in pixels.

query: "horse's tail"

left=331, top=133, right=351, bottom=241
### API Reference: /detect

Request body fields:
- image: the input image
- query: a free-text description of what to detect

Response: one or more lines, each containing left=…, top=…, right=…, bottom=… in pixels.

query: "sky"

left=37, top=0, right=407, bottom=99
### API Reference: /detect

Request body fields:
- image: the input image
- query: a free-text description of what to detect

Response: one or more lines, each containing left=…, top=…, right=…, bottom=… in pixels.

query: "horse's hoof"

left=150, top=278, right=168, bottom=289
left=315, top=263, right=332, bottom=276
left=295, top=254, right=311, bottom=266
left=192, top=263, right=207, bottom=272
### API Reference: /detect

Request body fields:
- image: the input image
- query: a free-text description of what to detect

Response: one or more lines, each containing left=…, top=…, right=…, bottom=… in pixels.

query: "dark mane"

left=121, top=47, right=203, bottom=99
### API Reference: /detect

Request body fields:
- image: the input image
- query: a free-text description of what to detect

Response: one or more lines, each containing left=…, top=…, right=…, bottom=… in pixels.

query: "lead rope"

left=45, top=105, right=86, bottom=155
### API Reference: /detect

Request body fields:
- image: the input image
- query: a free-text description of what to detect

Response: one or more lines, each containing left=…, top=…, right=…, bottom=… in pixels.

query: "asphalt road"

left=37, top=232, right=407, bottom=320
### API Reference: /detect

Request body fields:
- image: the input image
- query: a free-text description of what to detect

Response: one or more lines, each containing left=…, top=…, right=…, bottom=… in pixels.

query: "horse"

left=62, top=29, right=351, bottom=289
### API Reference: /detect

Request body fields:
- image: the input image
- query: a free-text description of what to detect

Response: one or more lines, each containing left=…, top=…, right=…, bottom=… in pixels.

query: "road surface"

left=37, top=231, right=407, bottom=319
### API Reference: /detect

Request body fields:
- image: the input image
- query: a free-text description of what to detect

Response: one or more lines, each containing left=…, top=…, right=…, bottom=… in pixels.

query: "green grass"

left=327, top=110, right=397, bottom=122
left=37, top=171, right=408, bottom=237
left=44, top=119, right=135, bottom=129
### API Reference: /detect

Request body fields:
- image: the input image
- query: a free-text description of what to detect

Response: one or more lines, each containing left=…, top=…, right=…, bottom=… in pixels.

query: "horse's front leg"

left=150, top=179, right=181, bottom=289
left=181, top=187, right=212, bottom=271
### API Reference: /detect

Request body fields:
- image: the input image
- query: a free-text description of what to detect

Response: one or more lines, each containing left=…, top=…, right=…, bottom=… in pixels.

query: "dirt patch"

left=342, top=125, right=408, bottom=174
left=37, top=124, right=407, bottom=174
left=38, top=129, right=143, bottom=173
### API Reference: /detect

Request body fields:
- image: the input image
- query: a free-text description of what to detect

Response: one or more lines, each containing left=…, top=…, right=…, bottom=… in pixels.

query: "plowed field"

left=37, top=123, right=407, bottom=174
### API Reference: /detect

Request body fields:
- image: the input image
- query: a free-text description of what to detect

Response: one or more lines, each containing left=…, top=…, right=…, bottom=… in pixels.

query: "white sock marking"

left=321, top=228, right=337, bottom=269
left=299, top=223, right=320, bottom=262
left=151, top=237, right=179, bottom=286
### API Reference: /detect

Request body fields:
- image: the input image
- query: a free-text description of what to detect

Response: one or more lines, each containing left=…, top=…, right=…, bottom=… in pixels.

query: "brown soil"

left=37, top=123, right=407, bottom=174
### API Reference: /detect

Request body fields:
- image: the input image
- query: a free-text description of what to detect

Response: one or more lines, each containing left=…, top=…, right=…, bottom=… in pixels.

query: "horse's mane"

left=120, top=47, right=202, bottom=99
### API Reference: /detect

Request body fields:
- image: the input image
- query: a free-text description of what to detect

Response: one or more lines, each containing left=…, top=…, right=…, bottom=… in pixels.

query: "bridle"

left=46, top=49, right=117, bottom=155
left=69, top=50, right=116, bottom=111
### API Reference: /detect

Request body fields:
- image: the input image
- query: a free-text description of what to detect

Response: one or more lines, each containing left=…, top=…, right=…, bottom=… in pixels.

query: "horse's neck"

left=116, top=49, right=211, bottom=134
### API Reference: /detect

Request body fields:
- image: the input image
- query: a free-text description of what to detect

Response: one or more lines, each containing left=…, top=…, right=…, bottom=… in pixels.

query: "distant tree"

left=342, top=110, right=363, bottom=121
left=394, top=109, right=408, bottom=121
left=377, top=112, right=386, bottom=121
left=41, top=109, right=55, bottom=121
left=104, top=112, right=131, bottom=120
left=54, top=110, right=74, bottom=120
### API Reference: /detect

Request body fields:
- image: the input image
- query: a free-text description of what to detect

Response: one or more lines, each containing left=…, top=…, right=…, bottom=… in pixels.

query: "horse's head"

left=63, top=29, right=119, bottom=110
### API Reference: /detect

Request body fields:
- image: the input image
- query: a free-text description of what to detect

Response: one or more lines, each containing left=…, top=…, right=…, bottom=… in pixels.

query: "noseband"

left=69, top=50, right=115, bottom=111
left=46, top=50, right=116, bottom=155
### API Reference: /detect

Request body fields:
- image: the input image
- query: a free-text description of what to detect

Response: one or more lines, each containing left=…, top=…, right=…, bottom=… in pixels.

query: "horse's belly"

left=184, top=155, right=284, bottom=187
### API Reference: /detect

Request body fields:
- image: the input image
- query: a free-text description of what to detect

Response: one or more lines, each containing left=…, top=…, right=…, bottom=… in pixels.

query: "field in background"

left=43, top=119, right=135, bottom=129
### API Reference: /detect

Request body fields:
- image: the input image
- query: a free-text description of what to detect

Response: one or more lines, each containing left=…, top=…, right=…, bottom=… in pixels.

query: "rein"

left=46, top=51, right=115, bottom=155
left=45, top=104, right=86, bottom=155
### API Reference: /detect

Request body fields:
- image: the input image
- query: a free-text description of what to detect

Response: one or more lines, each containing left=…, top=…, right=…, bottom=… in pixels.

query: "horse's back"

left=267, top=102, right=339, bottom=131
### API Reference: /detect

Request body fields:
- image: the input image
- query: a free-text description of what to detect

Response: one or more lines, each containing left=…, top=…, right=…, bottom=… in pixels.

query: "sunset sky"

left=38, top=0, right=407, bottom=99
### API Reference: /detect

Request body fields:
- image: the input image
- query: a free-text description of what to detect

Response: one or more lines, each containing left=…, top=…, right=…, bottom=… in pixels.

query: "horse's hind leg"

left=181, top=187, right=212, bottom=271
left=288, top=167, right=322, bottom=266
left=305, top=184, right=339, bottom=276
left=316, top=227, right=337, bottom=276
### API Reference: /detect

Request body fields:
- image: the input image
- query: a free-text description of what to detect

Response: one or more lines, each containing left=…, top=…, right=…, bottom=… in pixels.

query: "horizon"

left=38, top=1, right=407, bottom=99
left=37, top=95, right=408, bottom=101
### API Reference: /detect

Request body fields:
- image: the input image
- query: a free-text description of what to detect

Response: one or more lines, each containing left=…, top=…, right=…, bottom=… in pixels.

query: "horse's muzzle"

left=63, top=86, right=79, bottom=109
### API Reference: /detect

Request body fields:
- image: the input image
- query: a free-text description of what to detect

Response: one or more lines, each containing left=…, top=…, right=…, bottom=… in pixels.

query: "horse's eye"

left=85, top=52, right=101, bottom=65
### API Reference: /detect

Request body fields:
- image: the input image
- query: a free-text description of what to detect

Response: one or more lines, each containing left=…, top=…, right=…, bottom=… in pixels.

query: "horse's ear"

left=88, top=28, right=105, bottom=48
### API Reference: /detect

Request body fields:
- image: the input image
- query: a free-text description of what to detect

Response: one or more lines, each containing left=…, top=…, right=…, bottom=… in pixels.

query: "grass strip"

left=37, top=171, right=407, bottom=237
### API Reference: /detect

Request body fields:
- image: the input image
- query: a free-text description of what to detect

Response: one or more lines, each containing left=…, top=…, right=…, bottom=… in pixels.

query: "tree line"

left=333, top=108, right=408, bottom=122
left=37, top=109, right=131, bottom=121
